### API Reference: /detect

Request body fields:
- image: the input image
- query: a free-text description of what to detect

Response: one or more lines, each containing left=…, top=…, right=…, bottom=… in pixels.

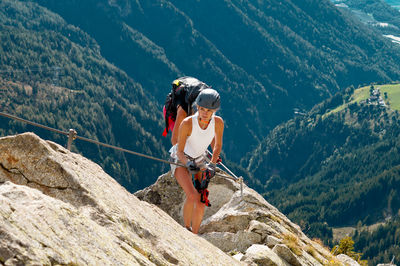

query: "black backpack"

left=162, top=76, right=209, bottom=136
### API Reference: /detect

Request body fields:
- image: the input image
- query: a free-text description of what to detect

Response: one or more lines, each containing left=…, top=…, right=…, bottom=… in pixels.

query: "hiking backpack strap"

left=162, top=78, right=183, bottom=136
left=162, top=77, right=209, bottom=136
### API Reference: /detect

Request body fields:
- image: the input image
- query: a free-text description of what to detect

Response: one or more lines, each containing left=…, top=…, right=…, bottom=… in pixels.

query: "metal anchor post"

left=67, top=129, right=77, bottom=151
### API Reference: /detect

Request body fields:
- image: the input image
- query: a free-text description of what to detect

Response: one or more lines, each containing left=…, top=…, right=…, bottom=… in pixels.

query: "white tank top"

left=184, top=112, right=215, bottom=158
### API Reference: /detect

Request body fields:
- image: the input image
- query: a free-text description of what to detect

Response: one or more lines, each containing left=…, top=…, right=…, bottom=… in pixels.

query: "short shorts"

left=169, top=144, right=208, bottom=176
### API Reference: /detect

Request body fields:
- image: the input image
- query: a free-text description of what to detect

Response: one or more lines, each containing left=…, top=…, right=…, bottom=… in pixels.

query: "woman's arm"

left=171, top=106, right=188, bottom=145
left=176, top=117, right=192, bottom=165
left=210, top=116, right=224, bottom=164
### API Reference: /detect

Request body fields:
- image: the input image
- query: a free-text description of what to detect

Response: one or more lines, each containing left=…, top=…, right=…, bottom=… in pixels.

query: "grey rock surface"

left=0, top=133, right=241, bottom=265
left=136, top=168, right=342, bottom=265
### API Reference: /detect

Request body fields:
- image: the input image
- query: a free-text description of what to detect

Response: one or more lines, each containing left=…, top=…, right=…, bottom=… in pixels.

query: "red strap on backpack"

left=162, top=105, right=176, bottom=136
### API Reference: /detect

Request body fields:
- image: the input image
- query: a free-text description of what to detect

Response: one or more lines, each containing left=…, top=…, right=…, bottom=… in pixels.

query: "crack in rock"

left=0, top=163, right=69, bottom=190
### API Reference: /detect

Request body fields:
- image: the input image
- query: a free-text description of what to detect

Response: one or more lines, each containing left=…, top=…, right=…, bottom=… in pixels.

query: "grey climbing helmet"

left=195, top=88, right=220, bottom=110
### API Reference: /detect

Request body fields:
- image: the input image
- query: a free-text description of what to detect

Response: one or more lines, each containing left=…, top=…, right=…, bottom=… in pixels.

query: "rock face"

left=0, top=133, right=241, bottom=265
left=136, top=171, right=358, bottom=266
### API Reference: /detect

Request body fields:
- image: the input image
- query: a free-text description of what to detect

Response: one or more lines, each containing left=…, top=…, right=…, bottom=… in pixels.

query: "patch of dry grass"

left=283, top=234, right=302, bottom=256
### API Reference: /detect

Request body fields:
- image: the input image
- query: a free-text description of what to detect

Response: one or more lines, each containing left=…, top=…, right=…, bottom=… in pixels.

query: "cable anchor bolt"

left=67, top=129, right=77, bottom=151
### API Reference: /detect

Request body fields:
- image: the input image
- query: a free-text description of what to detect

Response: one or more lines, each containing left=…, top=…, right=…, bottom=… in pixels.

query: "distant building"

left=367, top=87, right=386, bottom=107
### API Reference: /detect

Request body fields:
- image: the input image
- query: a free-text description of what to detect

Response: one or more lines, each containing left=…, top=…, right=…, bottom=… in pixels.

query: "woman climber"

left=169, top=88, right=224, bottom=234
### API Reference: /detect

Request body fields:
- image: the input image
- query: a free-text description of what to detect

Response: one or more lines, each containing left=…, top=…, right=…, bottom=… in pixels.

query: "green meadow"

left=325, top=83, right=400, bottom=117
left=379, top=83, right=400, bottom=110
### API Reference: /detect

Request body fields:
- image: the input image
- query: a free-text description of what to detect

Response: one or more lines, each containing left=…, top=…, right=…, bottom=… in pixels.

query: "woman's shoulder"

left=180, top=116, right=193, bottom=128
left=214, top=115, right=224, bottom=123
left=182, top=115, right=194, bottom=123
left=214, top=115, right=224, bottom=125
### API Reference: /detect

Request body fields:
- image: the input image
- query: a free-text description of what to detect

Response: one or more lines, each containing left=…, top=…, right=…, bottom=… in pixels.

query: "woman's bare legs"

left=174, top=167, right=205, bottom=234
left=191, top=198, right=205, bottom=234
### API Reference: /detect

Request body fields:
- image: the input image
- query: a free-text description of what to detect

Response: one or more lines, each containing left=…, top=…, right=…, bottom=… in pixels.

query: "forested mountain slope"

left=353, top=216, right=400, bottom=265
left=0, top=0, right=167, bottom=191
left=245, top=83, right=400, bottom=263
left=385, top=0, right=400, bottom=9
left=21, top=0, right=400, bottom=160
left=333, top=0, right=400, bottom=41
left=2, top=0, right=400, bottom=192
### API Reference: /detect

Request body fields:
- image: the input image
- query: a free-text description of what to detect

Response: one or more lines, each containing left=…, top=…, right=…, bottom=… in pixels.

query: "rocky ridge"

left=136, top=168, right=360, bottom=265
left=0, top=133, right=239, bottom=265
left=0, top=132, right=358, bottom=265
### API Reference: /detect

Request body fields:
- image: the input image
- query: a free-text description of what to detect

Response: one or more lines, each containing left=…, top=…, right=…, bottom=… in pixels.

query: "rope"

left=0, top=111, right=243, bottom=191
left=0, top=111, right=184, bottom=168
left=74, top=134, right=185, bottom=168
left=0, top=112, right=68, bottom=136
left=206, top=150, right=244, bottom=197
left=206, top=150, right=239, bottom=179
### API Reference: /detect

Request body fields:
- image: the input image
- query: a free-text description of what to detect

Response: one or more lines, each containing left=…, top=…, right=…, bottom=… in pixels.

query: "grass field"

left=325, top=83, right=400, bottom=117
left=379, top=83, right=400, bottom=111
left=351, top=86, right=370, bottom=103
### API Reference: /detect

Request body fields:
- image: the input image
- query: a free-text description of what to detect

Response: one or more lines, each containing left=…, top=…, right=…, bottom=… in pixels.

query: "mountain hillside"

left=0, top=132, right=357, bottom=265
left=2, top=0, right=400, bottom=191
left=245, top=83, right=400, bottom=263
left=0, top=0, right=169, bottom=191
left=333, top=0, right=400, bottom=44
left=16, top=0, right=400, bottom=160
left=385, top=0, right=400, bottom=9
